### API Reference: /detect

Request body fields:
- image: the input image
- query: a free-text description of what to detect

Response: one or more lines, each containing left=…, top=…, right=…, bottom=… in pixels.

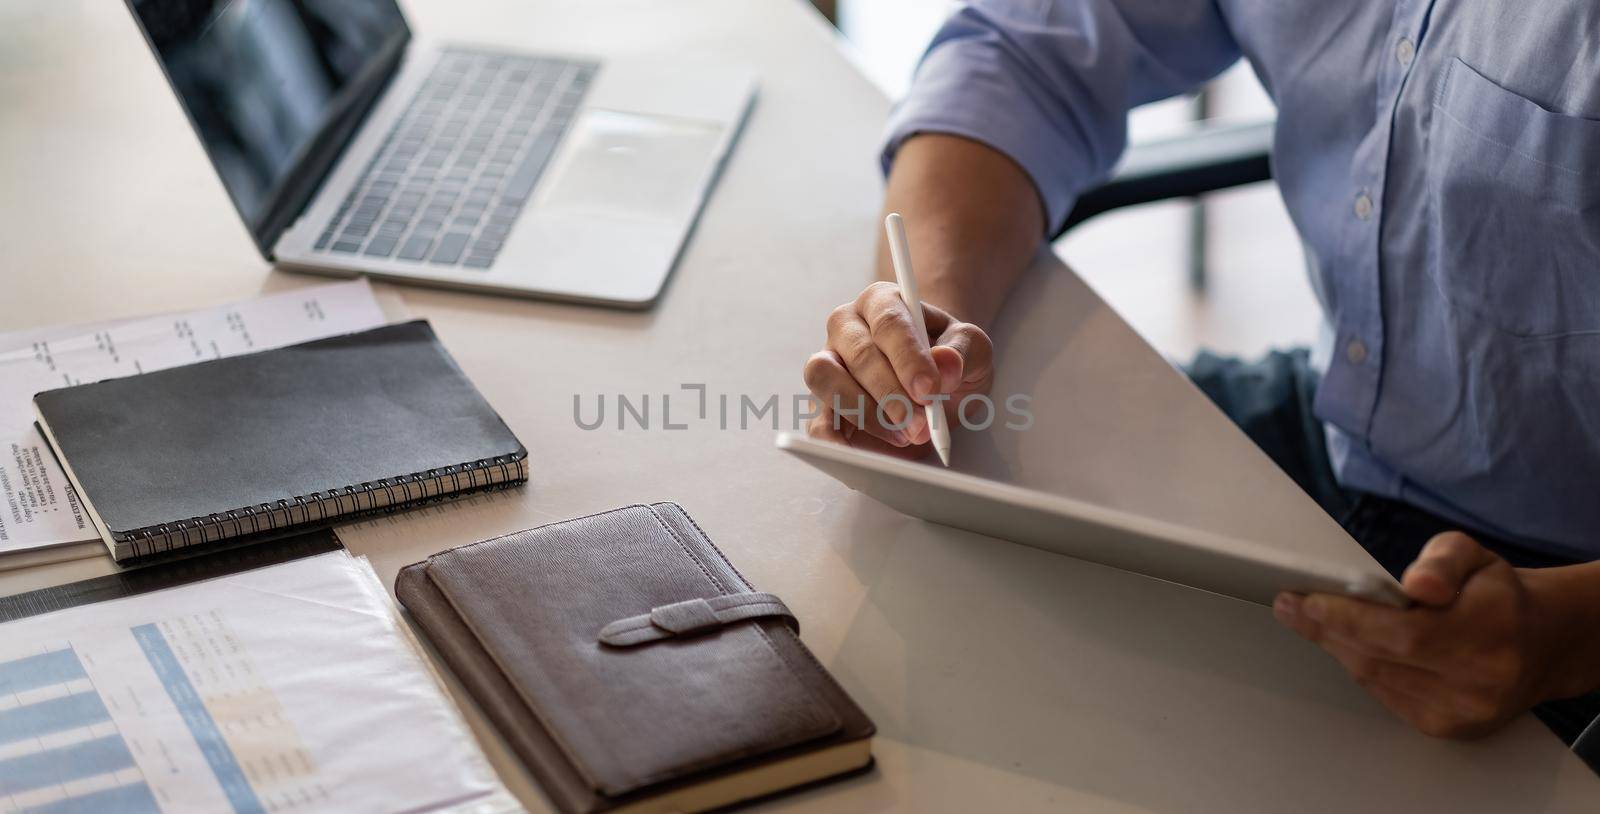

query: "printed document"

left=0, top=551, right=514, bottom=813
left=0, top=281, right=387, bottom=556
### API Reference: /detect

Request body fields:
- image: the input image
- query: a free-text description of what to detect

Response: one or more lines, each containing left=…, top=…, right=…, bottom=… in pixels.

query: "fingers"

left=1402, top=532, right=1500, bottom=607
left=806, top=411, right=930, bottom=460
left=1274, top=538, right=1534, bottom=743
left=1320, top=639, right=1511, bottom=739
left=856, top=282, right=943, bottom=403
left=1275, top=592, right=1433, bottom=662
left=1320, top=639, right=1444, bottom=698
left=1360, top=682, right=1476, bottom=739
left=802, top=350, right=907, bottom=446
left=827, top=303, right=922, bottom=437
left=809, top=283, right=996, bottom=450
left=804, top=407, right=848, bottom=444
left=1279, top=596, right=1467, bottom=733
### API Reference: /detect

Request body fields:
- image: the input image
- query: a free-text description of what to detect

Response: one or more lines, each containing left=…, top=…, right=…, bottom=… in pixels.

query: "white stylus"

left=884, top=212, right=952, bottom=467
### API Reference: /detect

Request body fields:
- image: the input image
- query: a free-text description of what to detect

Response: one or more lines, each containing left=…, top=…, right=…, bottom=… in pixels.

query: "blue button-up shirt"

left=885, top=0, right=1600, bottom=557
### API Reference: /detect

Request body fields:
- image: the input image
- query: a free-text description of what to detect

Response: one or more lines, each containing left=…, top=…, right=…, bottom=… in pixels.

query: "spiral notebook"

left=32, top=320, right=528, bottom=561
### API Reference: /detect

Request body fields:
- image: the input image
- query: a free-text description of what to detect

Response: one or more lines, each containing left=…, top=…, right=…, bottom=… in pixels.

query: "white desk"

left=1, top=1, right=1596, bottom=810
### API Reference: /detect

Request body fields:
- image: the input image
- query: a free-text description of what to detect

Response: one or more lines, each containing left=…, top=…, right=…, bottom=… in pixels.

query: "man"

left=801, top=0, right=1600, bottom=744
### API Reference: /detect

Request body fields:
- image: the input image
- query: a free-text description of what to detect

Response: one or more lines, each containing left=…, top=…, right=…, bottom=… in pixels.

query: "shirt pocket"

left=1425, top=57, right=1600, bottom=338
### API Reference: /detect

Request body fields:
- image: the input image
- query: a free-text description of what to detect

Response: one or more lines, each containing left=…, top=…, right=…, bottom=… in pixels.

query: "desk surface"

left=2, top=1, right=1596, bottom=811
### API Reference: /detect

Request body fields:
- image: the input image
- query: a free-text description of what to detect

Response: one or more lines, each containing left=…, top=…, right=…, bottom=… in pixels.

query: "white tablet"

left=776, top=433, right=1406, bottom=607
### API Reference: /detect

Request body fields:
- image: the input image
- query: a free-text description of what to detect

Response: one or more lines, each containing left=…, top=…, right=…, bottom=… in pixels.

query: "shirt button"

left=1347, top=339, right=1369, bottom=365
left=1396, top=37, right=1415, bottom=67
left=1354, top=192, right=1374, bottom=220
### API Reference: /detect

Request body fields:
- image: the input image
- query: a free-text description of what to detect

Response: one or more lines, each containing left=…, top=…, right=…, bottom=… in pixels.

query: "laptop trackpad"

left=538, top=109, right=725, bottom=221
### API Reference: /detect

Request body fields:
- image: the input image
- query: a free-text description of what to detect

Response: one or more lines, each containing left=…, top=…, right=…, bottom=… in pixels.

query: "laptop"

left=125, top=0, right=756, bottom=308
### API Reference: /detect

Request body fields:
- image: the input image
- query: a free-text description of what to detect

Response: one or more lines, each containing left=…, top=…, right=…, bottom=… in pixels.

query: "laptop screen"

left=127, top=0, right=408, bottom=241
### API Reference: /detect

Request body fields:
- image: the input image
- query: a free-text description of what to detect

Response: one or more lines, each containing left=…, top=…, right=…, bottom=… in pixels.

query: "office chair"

left=1057, top=118, right=1275, bottom=290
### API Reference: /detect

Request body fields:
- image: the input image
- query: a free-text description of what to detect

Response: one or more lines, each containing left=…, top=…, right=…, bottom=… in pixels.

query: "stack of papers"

left=0, top=550, right=514, bottom=813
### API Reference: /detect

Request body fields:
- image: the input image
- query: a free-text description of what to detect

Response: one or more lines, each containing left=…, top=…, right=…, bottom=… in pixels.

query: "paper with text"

left=0, top=551, right=514, bottom=813
left=0, top=280, right=387, bottom=555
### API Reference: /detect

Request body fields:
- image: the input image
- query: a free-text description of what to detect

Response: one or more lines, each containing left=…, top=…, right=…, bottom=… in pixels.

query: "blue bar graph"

left=0, top=735, right=135, bottom=796
left=0, top=642, right=169, bottom=809
left=22, top=781, right=160, bottom=814
left=0, top=650, right=87, bottom=696
left=0, top=691, right=111, bottom=746
left=0, top=633, right=282, bottom=814
left=0, top=647, right=157, bottom=813
left=132, top=623, right=265, bottom=814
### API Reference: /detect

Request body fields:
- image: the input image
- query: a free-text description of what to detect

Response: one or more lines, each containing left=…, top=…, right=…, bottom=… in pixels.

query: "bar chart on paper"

left=0, top=646, right=155, bottom=813
left=0, top=553, right=514, bottom=814
left=0, top=614, right=322, bottom=814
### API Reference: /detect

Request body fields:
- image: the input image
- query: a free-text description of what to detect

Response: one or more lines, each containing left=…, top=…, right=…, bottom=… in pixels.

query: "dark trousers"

left=1187, top=348, right=1600, bottom=746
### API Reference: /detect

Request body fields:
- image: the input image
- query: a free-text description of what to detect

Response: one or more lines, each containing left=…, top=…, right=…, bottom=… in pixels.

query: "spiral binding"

left=113, top=452, right=529, bottom=559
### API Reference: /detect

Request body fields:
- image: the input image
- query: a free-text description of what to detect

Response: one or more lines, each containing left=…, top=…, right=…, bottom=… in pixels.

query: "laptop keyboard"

left=315, top=49, right=597, bottom=269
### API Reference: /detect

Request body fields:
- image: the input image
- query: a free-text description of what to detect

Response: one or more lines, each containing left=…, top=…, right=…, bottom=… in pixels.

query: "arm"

left=874, top=133, right=1043, bottom=329
left=805, top=0, right=1242, bottom=453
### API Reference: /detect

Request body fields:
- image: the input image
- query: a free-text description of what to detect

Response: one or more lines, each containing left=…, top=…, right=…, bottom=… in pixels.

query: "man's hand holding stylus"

left=801, top=134, right=1045, bottom=458
left=803, top=283, right=991, bottom=457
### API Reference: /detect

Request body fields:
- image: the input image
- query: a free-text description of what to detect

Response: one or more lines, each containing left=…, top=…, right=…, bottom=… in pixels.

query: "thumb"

left=932, top=321, right=994, bottom=395
left=1401, top=532, right=1499, bottom=607
left=929, top=345, right=964, bottom=394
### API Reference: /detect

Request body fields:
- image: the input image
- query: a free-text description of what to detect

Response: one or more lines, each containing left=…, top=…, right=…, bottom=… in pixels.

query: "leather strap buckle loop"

left=598, top=592, right=797, bottom=647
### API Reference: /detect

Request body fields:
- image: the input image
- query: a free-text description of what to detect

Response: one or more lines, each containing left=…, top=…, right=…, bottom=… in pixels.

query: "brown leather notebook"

left=395, top=503, right=874, bottom=813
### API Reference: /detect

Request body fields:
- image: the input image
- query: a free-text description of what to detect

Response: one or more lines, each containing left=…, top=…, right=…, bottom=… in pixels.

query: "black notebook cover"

left=33, top=320, right=527, bottom=560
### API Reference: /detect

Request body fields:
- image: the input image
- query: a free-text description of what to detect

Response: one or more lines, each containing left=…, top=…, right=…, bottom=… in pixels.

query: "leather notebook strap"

left=598, top=592, right=797, bottom=647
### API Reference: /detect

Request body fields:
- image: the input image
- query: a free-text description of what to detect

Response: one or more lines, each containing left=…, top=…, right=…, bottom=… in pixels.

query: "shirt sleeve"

left=883, top=0, right=1243, bottom=233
